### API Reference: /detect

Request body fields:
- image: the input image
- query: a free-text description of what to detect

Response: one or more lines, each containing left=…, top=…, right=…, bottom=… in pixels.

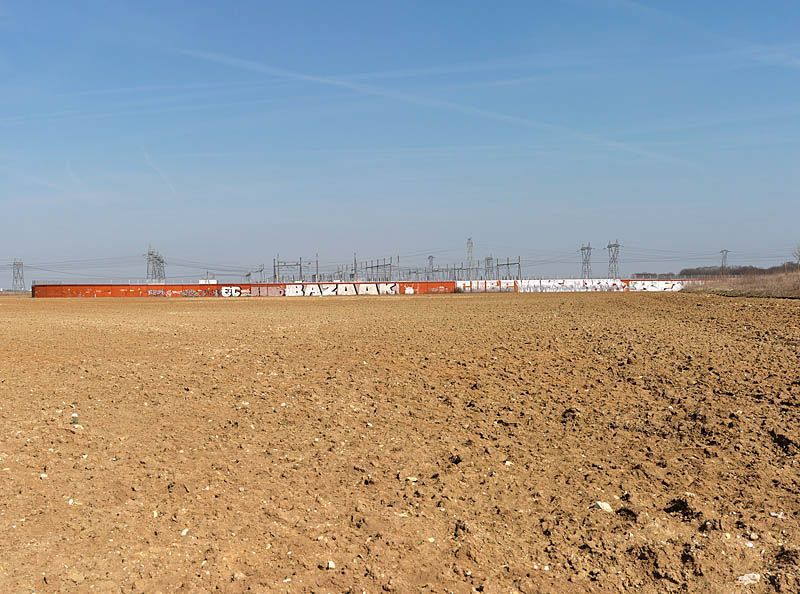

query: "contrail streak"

left=600, top=0, right=800, bottom=71
left=180, top=49, right=691, bottom=165
left=143, top=148, right=177, bottom=195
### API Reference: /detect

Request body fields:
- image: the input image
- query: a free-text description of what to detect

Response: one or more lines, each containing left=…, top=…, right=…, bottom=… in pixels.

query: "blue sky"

left=1, top=0, right=799, bottom=284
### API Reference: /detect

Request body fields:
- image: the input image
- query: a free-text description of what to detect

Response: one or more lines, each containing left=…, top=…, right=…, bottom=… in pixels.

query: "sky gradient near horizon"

left=1, top=0, right=799, bottom=284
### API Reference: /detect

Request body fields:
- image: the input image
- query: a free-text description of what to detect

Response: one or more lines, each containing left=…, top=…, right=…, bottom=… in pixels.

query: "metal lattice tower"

left=12, top=260, right=25, bottom=291
left=720, top=249, right=729, bottom=276
left=146, top=247, right=166, bottom=282
left=466, top=238, right=474, bottom=280
left=607, top=240, right=621, bottom=278
left=273, top=255, right=305, bottom=282
left=580, top=243, right=593, bottom=279
left=485, top=255, right=494, bottom=279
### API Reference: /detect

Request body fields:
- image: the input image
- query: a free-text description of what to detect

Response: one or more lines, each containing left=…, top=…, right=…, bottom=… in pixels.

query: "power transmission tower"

left=274, top=255, right=304, bottom=282
left=497, top=257, right=522, bottom=279
left=156, top=254, right=165, bottom=281
left=485, top=255, right=494, bottom=279
left=146, top=247, right=166, bottom=282
left=363, top=257, right=394, bottom=281
left=580, top=243, right=593, bottom=279
left=607, top=240, right=621, bottom=278
left=720, top=249, right=729, bottom=276
left=146, top=249, right=153, bottom=281
left=466, top=238, right=474, bottom=280
left=12, top=260, right=25, bottom=291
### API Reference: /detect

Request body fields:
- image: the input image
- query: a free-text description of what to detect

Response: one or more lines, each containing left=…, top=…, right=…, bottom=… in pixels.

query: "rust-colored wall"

left=398, top=282, right=456, bottom=295
left=30, top=279, right=690, bottom=298
left=32, top=281, right=458, bottom=298
left=32, top=284, right=227, bottom=298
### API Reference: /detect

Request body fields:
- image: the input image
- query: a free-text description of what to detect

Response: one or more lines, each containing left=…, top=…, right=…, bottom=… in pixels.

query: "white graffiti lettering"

left=284, top=283, right=399, bottom=297
left=220, top=286, right=242, bottom=297
left=285, top=284, right=304, bottom=297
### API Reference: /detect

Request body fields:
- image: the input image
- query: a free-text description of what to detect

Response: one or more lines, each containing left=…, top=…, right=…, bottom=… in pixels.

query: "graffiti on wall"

left=219, top=286, right=253, bottom=297
left=401, top=282, right=455, bottom=295
left=626, top=280, right=685, bottom=292
left=32, top=278, right=691, bottom=298
left=284, top=283, right=399, bottom=297
left=251, top=285, right=286, bottom=297
left=516, top=279, right=626, bottom=293
left=455, top=280, right=516, bottom=293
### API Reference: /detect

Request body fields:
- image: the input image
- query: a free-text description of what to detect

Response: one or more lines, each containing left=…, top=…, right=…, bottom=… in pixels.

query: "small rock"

left=769, top=511, right=785, bottom=519
left=39, top=473, right=48, bottom=480
left=736, top=573, right=760, bottom=585
left=326, top=560, right=336, bottom=570
left=181, top=528, right=189, bottom=537
left=592, top=501, right=614, bottom=513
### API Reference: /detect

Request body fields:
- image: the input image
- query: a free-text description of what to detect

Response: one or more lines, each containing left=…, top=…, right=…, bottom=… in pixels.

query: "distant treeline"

left=632, top=261, right=800, bottom=279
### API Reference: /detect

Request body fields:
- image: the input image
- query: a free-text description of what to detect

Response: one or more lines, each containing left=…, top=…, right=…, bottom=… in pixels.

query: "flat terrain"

left=0, top=293, right=798, bottom=593
left=688, top=272, right=800, bottom=299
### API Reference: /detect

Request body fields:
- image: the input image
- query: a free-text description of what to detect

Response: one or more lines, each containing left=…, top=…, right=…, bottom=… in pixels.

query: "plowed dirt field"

left=0, top=293, right=798, bottom=593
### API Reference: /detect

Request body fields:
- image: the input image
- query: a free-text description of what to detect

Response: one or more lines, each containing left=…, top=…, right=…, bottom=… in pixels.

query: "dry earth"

left=687, top=273, right=800, bottom=300
left=0, top=293, right=798, bottom=593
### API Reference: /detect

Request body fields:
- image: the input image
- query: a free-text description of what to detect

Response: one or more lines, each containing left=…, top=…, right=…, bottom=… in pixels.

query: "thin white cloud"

left=55, top=51, right=592, bottom=100
left=24, top=175, right=63, bottom=191
left=720, top=44, right=800, bottom=70
left=337, top=52, right=592, bottom=81
left=601, top=0, right=800, bottom=71
left=143, top=148, right=177, bottom=195
left=0, top=157, right=64, bottom=191
left=180, top=49, right=690, bottom=164
left=435, top=71, right=599, bottom=91
left=55, top=79, right=288, bottom=99
left=0, top=93, right=357, bottom=126
left=66, top=160, right=85, bottom=187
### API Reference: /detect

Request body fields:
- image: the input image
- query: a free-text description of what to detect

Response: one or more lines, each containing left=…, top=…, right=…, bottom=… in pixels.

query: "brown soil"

left=687, top=272, right=800, bottom=299
left=0, top=293, right=798, bottom=593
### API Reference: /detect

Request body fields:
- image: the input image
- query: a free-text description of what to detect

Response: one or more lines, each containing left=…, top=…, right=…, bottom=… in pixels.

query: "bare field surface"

left=0, top=294, right=798, bottom=593
left=687, top=273, right=800, bottom=300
